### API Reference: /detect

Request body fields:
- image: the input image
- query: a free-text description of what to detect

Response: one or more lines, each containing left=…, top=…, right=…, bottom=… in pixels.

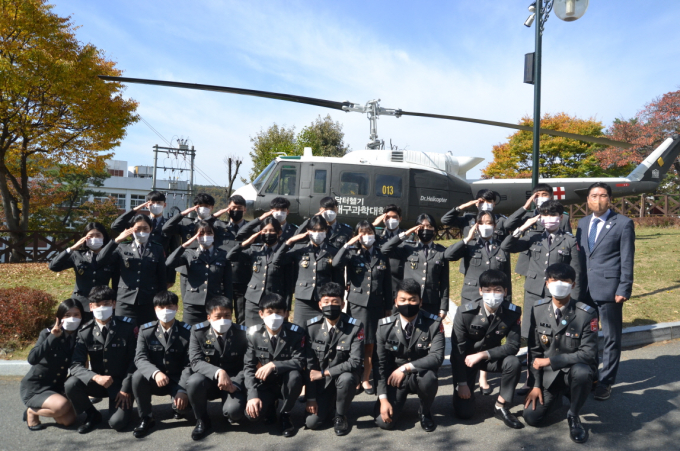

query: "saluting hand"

left=154, top=371, right=170, bottom=387
left=51, top=318, right=63, bottom=337
left=259, top=210, right=273, bottom=221
left=213, top=206, right=231, bottom=217
left=523, top=192, right=539, bottom=210
left=134, top=200, right=152, bottom=212
left=69, top=236, right=88, bottom=252
left=404, top=224, right=422, bottom=236
left=465, top=223, right=478, bottom=242
left=372, top=213, right=387, bottom=227
left=182, top=231, right=201, bottom=248
left=346, top=234, right=362, bottom=247
left=241, top=230, right=263, bottom=247
left=286, top=231, right=309, bottom=246
left=115, top=227, right=135, bottom=244
left=520, top=215, right=541, bottom=232
left=181, top=205, right=199, bottom=216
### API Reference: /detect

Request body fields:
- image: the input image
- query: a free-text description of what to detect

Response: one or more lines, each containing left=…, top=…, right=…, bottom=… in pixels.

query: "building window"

left=107, top=169, right=124, bottom=177
left=340, top=172, right=369, bottom=196
left=313, top=170, right=327, bottom=194
left=375, top=174, right=402, bottom=198
left=104, top=193, right=126, bottom=208
left=130, top=194, right=146, bottom=208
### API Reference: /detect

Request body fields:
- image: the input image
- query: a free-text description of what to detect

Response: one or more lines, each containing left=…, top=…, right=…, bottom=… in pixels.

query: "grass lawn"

left=1, top=226, right=678, bottom=358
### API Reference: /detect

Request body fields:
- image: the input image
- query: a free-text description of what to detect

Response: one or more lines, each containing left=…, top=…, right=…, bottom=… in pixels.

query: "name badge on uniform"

left=540, top=334, right=549, bottom=345
left=301, top=260, right=309, bottom=268
left=78, top=268, right=84, bottom=275
left=187, top=233, right=192, bottom=240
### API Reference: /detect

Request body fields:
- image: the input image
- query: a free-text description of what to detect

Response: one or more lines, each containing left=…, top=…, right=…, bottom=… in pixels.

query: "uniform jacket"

left=381, top=235, right=450, bottom=312
left=273, top=241, right=344, bottom=301
left=377, top=228, right=405, bottom=297
left=235, top=217, right=298, bottom=245
left=70, top=317, right=137, bottom=394
left=450, top=300, right=521, bottom=383
left=376, top=311, right=445, bottom=397
left=529, top=298, right=598, bottom=389
left=226, top=243, right=287, bottom=305
left=576, top=211, right=635, bottom=301
left=217, top=219, right=252, bottom=286
left=333, top=245, right=392, bottom=310
left=21, top=328, right=78, bottom=402
left=189, top=322, right=249, bottom=388
left=165, top=246, right=233, bottom=305
left=134, top=319, right=192, bottom=387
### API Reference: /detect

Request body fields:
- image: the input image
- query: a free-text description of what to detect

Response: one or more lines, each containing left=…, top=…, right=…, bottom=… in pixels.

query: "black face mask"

left=229, top=210, right=244, bottom=222
left=322, top=305, right=342, bottom=321
left=396, top=303, right=420, bottom=318
left=417, top=229, right=435, bottom=243
left=262, top=233, right=278, bottom=246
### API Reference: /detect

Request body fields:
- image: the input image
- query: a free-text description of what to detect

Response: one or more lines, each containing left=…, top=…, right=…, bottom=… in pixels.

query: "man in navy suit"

left=575, top=182, right=635, bottom=401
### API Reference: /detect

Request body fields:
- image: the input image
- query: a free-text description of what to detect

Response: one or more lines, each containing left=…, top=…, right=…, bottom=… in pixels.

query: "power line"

left=139, top=116, right=172, bottom=147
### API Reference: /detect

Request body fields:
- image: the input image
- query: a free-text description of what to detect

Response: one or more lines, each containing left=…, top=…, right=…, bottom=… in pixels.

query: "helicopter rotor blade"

left=399, top=110, right=633, bottom=149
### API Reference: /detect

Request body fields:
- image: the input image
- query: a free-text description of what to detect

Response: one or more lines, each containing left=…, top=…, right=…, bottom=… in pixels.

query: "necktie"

left=588, top=218, right=600, bottom=250
left=218, top=334, right=225, bottom=349
left=270, top=335, right=278, bottom=350
left=234, top=223, right=240, bottom=233
left=404, top=322, right=413, bottom=340
left=485, top=241, right=491, bottom=254
left=488, top=313, right=494, bottom=324
left=67, top=334, right=75, bottom=350
left=424, top=245, right=429, bottom=259
left=555, top=308, right=562, bottom=324
left=101, top=326, right=108, bottom=341
left=152, top=217, right=157, bottom=231
left=164, top=330, right=170, bottom=343
left=329, top=327, right=336, bottom=343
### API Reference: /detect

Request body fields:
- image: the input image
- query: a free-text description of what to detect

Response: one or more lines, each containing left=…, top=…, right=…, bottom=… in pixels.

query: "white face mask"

left=478, top=224, right=494, bottom=238
left=361, top=234, right=376, bottom=247
left=134, top=231, right=150, bottom=244
left=199, top=235, right=214, bottom=247
left=263, top=313, right=285, bottom=331
left=93, top=305, right=113, bottom=321
left=272, top=211, right=287, bottom=222
left=156, top=308, right=177, bottom=323
left=548, top=281, right=573, bottom=300
left=321, top=210, right=337, bottom=223
left=210, top=318, right=232, bottom=334
left=479, top=202, right=494, bottom=212
left=197, top=206, right=212, bottom=220
left=86, top=237, right=104, bottom=250
left=149, top=203, right=164, bottom=215
left=385, top=218, right=400, bottom=231
left=541, top=216, right=561, bottom=232
left=309, top=231, right=326, bottom=245
left=62, top=317, right=81, bottom=331
left=535, top=196, right=550, bottom=207
left=482, top=292, right=504, bottom=310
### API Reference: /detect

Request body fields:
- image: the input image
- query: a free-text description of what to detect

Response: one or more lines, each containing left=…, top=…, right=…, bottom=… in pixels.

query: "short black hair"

left=83, top=222, right=110, bottom=245
left=131, top=214, right=152, bottom=228
left=196, top=220, right=215, bottom=235
left=587, top=182, right=612, bottom=198
left=261, top=216, right=282, bottom=234
left=538, top=200, right=564, bottom=216
left=193, top=193, right=216, bottom=206
left=270, top=197, right=290, bottom=210
left=229, top=194, right=246, bottom=207
left=56, top=298, right=84, bottom=320
left=259, top=293, right=287, bottom=311
left=318, top=282, right=344, bottom=300
left=320, top=196, right=338, bottom=209
left=206, top=296, right=233, bottom=314
left=153, top=291, right=179, bottom=308
left=308, top=215, right=329, bottom=231
left=146, top=190, right=166, bottom=202
left=89, top=286, right=116, bottom=303
left=396, top=278, right=421, bottom=298
left=384, top=204, right=402, bottom=217
left=416, top=213, right=438, bottom=232
left=475, top=189, right=498, bottom=203
left=546, top=263, right=576, bottom=283
left=532, top=183, right=553, bottom=195
left=355, top=220, right=376, bottom=236
left=479, top=270, right=509, bottom=290
left=475, top=210, right=496, bottom=225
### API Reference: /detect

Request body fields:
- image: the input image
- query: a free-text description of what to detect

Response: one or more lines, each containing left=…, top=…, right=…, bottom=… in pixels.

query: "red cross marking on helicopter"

left=553, top=187, right=566, bottom=200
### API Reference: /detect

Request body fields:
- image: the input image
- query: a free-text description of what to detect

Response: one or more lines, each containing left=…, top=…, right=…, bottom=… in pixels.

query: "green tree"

left=246, top=124, right=297, bottom=182
left=296, top=114, right=350, bottom=158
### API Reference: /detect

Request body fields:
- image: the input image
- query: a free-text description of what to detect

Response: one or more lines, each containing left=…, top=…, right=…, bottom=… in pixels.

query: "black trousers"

left=305, top=372, right=358, bottom=429
left=244, top=300, right=264, bottom=328
left=375, top=370, right=438, bottom=430
left=244, top=370, right=303, bottom=421
left=182, top=304, right=208, bottom=326
left=233, top=283, right=248, bottom=326
left=115, top=302, right=155, bottom=326
left=523, top=363, right=594, bottom=426
left=596, top=301, right=623, bottom=386
left=131, top=370, right=190, bottom=418
left=186, top=373, right=246, bottom=421
left=64, top=377, right=131, bottom=431
left=452, top=355, right=521, bottom=419
left=293, top=297, right=321, bottom=329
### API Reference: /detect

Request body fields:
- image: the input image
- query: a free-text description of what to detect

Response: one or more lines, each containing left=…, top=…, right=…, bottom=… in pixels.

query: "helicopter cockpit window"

left=375, top=174, right=402, bottom=198
left=340, top=172, right=369, bottom=196
left=253, top=160, right=277, bottom=191
left=265, top=164, right=298, bottom=196
left=313, top=170, right=327, bottom=194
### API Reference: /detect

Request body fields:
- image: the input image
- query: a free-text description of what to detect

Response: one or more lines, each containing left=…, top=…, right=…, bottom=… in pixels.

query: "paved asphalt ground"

left=2, top=340, right=679, bottom=451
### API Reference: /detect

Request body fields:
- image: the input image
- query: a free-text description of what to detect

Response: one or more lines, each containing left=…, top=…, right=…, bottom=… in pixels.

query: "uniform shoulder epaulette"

left=426, top=312, right=441, bottom=321
left=182, top=322, right=192, bottom=330
left=237, top=324, right=247, bottom=331
left=45, top=327, right=51, bottom=333
left=118, top=316, right=133, bottom=323
left=347, top=317, right=358, bottom=325
left=142, top=321, right=157, bottom=330
left=563, top=211, right=570, bottom=216
left=463, top=302, right=479, bottom=312
left=506, top=302, right=521, bottom=313
left=248, top=325, right=261, bottom=335
left=535, top=298, right=551, bottom=306
left=380, top=316, right=394, bottom=325
left=306, top=316, right=323, bottom=326
left=565, top=231, right=574, bottom=236
left=287, top=323, right=302, bottom=333
left=81, top=319, right=95, bottom=329
left=433, top=243, right=446, bottom=251
left=193, top=322, right=209, bottom=331
left=340, top=223, right=351, bottom=229
left=499, top=214, right=508, bottom=219
left=575, top=302, right=594, bottom=313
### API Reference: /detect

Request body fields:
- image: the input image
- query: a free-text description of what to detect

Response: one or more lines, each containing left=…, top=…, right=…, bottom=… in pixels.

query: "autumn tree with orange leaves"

left=0, top=0, right=138, bottom=260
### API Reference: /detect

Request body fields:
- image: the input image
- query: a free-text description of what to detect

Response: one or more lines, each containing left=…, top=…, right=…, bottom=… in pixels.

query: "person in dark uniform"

left=273, top=215, right=345, bottom=326
left=374, top=279, right=445, bottom=432
left=450, top=270, right=523, bottom=429
left=21, top=299, right=83, bottom=430
left=96, top=215, right=167, bottom=325
left=130, top=291, right=192, bottom=438
left=186, top=296, right=249, bottom=440
left=380, top=214, right=449, bottom=318
left=165, top=221, right=233, bottom=326
left=49, top=222, right=116, bottom=322
left=523, top=263, right=598, bottom=444
left=305, top=282, right=364, bottom=435
left=296, top=197, right=353, bottom=248
left=226, top=217, right=288, bottom=327
left=65, top=286, right=136, bottom=434
left=373, top=204, right=406, bottom=299
left=244, top=294, right=306, bottom=437
left=333, top=220, right=392, bottom=395
left=213, top=194, right=248, bottom=237
left=111, top=190, right=180, bottom=288
left=236, top=197, right=299, bottom=244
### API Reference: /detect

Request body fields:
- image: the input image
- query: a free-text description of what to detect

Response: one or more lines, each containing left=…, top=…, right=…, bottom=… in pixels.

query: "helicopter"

left=100, top=76, right=680, bottom=226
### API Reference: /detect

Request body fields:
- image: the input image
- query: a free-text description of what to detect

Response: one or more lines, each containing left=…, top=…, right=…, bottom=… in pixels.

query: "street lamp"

left=524, top=0, right=589, bottom=188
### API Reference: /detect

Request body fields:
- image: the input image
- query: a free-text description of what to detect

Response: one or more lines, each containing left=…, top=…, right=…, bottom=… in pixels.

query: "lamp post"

left=524, top=0, right=589, bottom=188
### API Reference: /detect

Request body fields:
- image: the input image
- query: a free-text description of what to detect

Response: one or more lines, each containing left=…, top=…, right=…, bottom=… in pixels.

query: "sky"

left=52, top=0, right=680, bottom=188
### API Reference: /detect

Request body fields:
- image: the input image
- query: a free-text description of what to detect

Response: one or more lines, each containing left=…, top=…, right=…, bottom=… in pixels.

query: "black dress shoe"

left=133, top=416, right=156, bottom=438
left=333, top=415, right=349, bottom=436
left=593, top=384, right=611, bottom=401
left=173, top=411, right=184, bottom=420
left=297, top=395, right=307, bottom=404
left=78, top=410, right=102, bottom=434
left=516, top=387, right=531, bottom=396
left=495, top=406, right=524, bottom=429
left=568, top=415, right=588, bottom=443
left=191, top=417, right=212, bottom=441
left=23, top=409, right=45, bottom=431
left=419, top=411, right=436, bottom=432
left=363, top=384, right=376, bottom=396
left=89, top=397, right=102, bottom=404
left=280, top=413, right=295, bottom=437
left=480, top=386, right=493, bottom=396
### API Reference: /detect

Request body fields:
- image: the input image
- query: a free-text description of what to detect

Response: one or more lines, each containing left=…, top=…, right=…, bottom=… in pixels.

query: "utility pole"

left=151, top=142, right=196, bottom=209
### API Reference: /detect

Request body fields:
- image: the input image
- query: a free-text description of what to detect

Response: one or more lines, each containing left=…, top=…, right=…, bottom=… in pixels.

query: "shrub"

left=0, top=286, right=55, bottom=348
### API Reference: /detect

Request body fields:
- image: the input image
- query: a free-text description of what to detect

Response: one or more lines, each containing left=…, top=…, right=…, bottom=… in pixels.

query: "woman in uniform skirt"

left=20, top=299, right=83, bottom=430
left=48, top=223, right=116, bottom=322
left=333, top=220, right=392, bottom=394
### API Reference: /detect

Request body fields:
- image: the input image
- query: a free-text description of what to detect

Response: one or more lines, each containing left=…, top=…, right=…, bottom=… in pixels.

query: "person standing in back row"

left=575, top=182, right=634, bottom=401
left=296, top=197, right=353, bottom=249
